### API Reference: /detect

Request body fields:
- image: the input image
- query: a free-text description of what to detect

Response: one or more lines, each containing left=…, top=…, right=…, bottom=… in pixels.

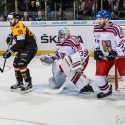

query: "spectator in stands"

left=1, top=0, right=11, bottom=14
left=83, top=0, right=94, bottom=16
left=57, top=11, right=66, bottom=20
left=21, top=11, right=33, bottom=21
left=97, top=0, right=110, bottom=11
left=111, top=11, right=119, bottom=19
left=34, top=11, right=46, bottom=21
left=30, top=0, right=37, bottom=11
left=91, top=0, right=98, bottom=16
left=113, top=0, right=119, bottom=12
left=36, top=0, right=40, bottom=11
left=56, top=1, right=65, bottom=11
left=78, top=0, right=85, bottom=15
left=118, top=0, right=125, bottom=19
left=1, top=0, right=11, bottom=21
left=21, top=0, right=31, bottom=11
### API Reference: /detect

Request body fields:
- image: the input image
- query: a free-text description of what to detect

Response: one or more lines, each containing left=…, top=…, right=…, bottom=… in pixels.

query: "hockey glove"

left=94, top=49, right=104, bottom=60
left=40, top=54, right=55, bottom=66
left=3, top=49, right=13, bottom=58
left=6, top=34, right=13, bottom=45
left=106, top=50, right=117, bottom=61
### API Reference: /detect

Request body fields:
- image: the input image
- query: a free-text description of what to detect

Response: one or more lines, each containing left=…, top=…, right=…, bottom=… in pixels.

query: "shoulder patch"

left=15, top=25, right=19, bottom=28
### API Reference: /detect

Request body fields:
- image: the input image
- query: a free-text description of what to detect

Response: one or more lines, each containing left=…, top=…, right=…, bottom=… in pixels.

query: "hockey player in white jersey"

left=94, top=10, right=125, bottom=98
left=40, top=27, right=94, bottom=93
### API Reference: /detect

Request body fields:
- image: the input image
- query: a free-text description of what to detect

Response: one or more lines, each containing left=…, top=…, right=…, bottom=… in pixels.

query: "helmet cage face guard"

left=58, top=28, right=70, bottom=43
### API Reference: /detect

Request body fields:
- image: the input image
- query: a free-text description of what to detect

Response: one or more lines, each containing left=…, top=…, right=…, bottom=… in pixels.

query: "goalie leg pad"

left=60, top=56, right=72, bottom=76
left=70, top=52, right=83, bottom=71
left=50, top=59, right=66, bottom=88
left=70, top=72, right=89, bottom=92
left=49, top=73, right=66, bottom=88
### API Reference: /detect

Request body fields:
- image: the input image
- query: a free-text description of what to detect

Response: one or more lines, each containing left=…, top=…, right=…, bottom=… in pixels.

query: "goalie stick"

left=44, top=73, right=74, bottom=94
left=44, top=46, right=95, bottom=94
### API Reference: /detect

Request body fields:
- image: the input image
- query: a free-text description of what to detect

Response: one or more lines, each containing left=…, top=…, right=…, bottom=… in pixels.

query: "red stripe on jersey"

left=67, top=39, right=80, bottom=48
left=94, top=30, right=116, bottom=35
left=73, top=73, right=81, bottom=84
left=56, top=44, right=72, bottom=47
left=94, top=24, right=99, bottom=28
left=119, top=39, right=125, bottom=44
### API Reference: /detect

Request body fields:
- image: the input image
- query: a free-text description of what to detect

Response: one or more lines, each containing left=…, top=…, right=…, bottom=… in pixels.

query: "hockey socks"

left=97, top=85, right=112, bottom=98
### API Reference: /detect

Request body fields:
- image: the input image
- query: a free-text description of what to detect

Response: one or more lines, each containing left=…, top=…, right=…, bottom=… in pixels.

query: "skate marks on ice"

left=0, top=85, right=53, bottom=107
left=32, top=81, right=125, bottom=101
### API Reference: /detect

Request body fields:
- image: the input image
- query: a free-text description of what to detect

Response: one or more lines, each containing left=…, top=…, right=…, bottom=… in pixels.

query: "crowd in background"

left=0, top=0, right=125, bottom=21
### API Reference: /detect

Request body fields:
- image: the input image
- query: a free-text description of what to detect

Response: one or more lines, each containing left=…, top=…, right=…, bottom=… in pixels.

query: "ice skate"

left=10, top=81, right=23, bottom=91
left=97, top=85, right=112, bottom=98
left=79, top=84, right=94, bottom=93
left=21, top=82, right=32, bottom=94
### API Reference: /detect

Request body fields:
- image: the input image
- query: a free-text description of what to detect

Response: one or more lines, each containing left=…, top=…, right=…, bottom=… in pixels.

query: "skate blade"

left=21, top=88, right=33, bottom=94
left=10, top=88, right=21, bottom=92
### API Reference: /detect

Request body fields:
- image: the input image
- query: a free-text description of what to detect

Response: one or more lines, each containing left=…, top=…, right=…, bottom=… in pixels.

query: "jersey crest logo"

left=18, top=30, right=23, bottom=34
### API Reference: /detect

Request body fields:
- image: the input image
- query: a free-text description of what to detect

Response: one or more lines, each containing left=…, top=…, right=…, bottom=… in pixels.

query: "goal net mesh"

left=107, top=65, right=125, bottom=90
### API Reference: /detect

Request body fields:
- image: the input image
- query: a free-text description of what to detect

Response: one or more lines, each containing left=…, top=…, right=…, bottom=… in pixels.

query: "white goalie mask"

left=58, top=27, right=70, bottom=43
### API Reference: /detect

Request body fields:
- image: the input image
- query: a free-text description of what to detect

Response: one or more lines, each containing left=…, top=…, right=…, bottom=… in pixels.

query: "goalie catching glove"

left=40, top=54, right=55, bottom=66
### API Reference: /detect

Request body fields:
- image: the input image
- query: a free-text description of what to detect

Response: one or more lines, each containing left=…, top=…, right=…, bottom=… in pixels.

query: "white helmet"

left=58, top=27, right=70, bottom=43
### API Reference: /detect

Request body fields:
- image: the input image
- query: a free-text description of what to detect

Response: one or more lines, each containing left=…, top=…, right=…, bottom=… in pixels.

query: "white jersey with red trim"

left=94, top=22, right=125, bottom=56
left=53, top=35, right=88, bottom=59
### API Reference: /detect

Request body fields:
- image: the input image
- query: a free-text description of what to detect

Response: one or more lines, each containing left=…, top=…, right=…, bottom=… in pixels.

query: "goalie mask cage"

left=107, top=65, right=125, bottom=91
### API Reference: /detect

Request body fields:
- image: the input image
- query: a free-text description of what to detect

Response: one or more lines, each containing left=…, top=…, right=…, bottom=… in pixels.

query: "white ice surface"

left=0, top=56, right=125, bottom=125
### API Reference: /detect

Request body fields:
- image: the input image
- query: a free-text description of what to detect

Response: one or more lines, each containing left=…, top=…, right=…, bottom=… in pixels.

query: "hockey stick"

left=0, top=44, right=11, bottom=73
left=44, top=73, right=75, bottom=94
left=0, top=37, right=13, bottom=73
left=44, top=46, right=95, bottom=94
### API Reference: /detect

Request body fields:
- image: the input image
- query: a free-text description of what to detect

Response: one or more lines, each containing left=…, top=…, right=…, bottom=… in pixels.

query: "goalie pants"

left=95, top=58, right=125, bottom=93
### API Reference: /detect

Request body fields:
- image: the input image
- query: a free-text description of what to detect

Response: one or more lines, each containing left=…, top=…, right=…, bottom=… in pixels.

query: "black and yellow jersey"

left=10, top=21, right=37, bottom=52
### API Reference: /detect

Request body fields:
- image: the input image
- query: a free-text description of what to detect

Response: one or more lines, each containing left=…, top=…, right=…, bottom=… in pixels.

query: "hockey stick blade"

left=44, top=81, right=68, bottom=94
left=0, top=68, right=3, bottom=73
left=44, top=75, right=72, bottom=94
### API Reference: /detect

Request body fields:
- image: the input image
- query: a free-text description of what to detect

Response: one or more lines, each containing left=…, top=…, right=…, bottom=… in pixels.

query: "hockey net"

left=107, top=65, right=125, bottom=91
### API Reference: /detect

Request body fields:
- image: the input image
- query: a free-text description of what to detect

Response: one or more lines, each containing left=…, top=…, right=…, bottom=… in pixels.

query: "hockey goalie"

left=40, top=27, right=94, bottom=93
